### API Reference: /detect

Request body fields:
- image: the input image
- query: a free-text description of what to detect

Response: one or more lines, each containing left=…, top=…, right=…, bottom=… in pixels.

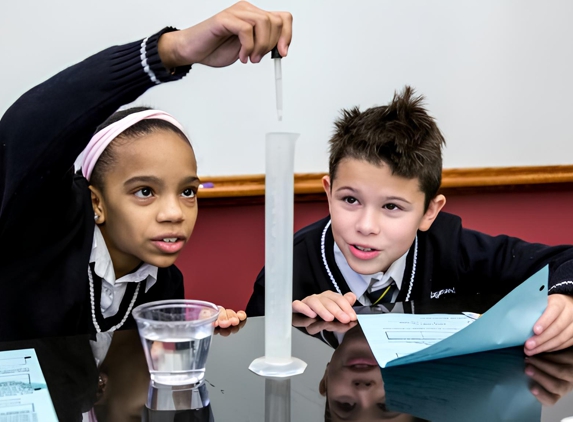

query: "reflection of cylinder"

left=265, top=378, right=291, bottom=422
left=265, top=132, right=299, bottom=363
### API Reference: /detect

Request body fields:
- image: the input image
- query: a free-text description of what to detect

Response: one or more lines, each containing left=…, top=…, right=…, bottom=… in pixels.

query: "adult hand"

left=158, top=1, right=292, bottom=69
left=525, top=294, right=573, bottom=355
left=292, top=291, right=357, bottom=323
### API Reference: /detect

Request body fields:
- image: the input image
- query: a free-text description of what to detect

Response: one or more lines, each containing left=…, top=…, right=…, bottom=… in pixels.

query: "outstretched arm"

left=0, top=1, right=292, bottom=237
left=158, top=2, right=292, bottom=68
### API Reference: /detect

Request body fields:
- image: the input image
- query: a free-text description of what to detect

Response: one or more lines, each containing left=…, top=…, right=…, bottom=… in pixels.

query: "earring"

left=94, top=214, right=100, bottom=221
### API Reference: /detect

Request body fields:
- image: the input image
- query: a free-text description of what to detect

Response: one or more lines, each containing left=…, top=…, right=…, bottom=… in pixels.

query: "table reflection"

left=324, top=327, right=420, bottom=421
left=0, top=335, right=99, bottom=420
left=143, top=381, right=213, bottom=421
left=265, top=378, right=290, bottom=422
left=294, top=312, right=573, bottom=422
left=1, top=311, right=573, bottom=421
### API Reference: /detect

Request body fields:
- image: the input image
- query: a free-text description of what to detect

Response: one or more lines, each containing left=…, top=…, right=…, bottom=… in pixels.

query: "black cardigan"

left=0, top=28, right=190, bottom=341
left=246, top=213, right=573, bottom=316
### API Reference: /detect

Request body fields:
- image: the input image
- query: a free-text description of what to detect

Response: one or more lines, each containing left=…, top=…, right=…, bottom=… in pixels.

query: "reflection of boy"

left=307, top=319, right=573, bottom=420
left=318, top=324, right=426, bottom=422
left=246, top=87, right=573, bottom=356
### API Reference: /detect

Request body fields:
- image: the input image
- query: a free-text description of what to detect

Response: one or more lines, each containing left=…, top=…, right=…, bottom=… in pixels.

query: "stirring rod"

left=272, top=47, right=283, bottom=121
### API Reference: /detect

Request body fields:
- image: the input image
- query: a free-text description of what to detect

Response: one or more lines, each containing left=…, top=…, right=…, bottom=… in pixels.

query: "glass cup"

left=132, top=300, right=220, bottom=386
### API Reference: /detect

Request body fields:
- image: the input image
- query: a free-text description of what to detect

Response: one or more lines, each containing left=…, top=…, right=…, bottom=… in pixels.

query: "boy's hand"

left=158, top=1, right=293, bottom=69
left=525, top=349, right=573, bottom=406
left=292, top=291, right=357, bottom=323
left=292, top=313, right=358, bottom=335
left=215, top=307, right=247, bottom=328
left=525, top=294, right=573, bottom=356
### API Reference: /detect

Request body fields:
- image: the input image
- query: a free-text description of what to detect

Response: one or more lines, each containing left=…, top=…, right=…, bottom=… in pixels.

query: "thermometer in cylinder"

left=272, top=47, right=283, bottom=121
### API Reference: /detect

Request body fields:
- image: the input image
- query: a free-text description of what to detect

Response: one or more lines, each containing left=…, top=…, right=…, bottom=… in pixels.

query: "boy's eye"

left=343, top=196, right=358, bottom=205
left=384, top=203, right=400, bottom=211
left=134, top=187, right=153, bottom=198
left=182, top=188, right=196, bottom=198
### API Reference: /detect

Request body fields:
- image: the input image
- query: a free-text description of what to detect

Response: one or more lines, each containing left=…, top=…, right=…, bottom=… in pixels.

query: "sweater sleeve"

left=442, top=214, right=573, bottom=296
left=246, top=267, right=266, bottom=317
left=0, top=27, right=190, bottom=237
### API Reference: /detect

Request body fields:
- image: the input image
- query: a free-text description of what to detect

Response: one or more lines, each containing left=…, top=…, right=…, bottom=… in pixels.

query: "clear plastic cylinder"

left=248, top=132, right=307, bottom=377
left=265, top=132, right=297, bottom=362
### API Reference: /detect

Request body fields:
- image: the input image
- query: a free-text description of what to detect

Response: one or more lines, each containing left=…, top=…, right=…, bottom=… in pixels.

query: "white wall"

left=2, top=0, right=573, bottom=176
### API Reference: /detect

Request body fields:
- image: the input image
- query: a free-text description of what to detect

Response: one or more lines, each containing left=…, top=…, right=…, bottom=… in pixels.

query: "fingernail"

left=525, top=366, right=534, bottom=376
left=526, top=340, right=536, bottom=349
left=530, top=387, right=539, bottom=396
left=535, top=325, right=543, bottom=333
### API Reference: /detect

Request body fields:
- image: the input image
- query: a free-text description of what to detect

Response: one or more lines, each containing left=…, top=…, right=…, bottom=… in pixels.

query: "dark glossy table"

left=2, top=297, right=573, bottom=422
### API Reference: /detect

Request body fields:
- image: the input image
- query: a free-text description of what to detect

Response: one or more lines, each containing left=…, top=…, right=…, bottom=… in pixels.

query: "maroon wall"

left=175, top=185, right=573, bottom=311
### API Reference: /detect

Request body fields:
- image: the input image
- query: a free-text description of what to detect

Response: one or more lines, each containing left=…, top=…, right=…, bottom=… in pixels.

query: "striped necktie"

left=366, top=279, right=398, bottom=305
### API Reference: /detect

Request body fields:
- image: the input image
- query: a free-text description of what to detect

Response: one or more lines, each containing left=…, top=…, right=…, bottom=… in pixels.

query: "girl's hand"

left=216, top=307, right=247, bottom=328
left=158, top=1, right=292, bottom=69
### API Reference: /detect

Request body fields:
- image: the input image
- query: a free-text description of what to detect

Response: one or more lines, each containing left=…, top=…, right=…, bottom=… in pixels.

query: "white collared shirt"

left=90, top=226, right=158, bottom=318
left=333, top=242, right=408, bottom=305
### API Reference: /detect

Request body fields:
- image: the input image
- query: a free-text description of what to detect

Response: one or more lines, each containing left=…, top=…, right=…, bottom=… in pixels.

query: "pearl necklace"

left=320, top=219, right=418, bottom=301
left=88, top=266, right=141, bottom=333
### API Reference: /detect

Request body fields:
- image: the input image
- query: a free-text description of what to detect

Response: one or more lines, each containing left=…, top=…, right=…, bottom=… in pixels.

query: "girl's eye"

left=182, top=188, right=196, bottom=198
left=343, top=196, right=358, bottom=205
left=384, top=203, right=400, bottom=211
left=134, top=187, right=153, bottom=198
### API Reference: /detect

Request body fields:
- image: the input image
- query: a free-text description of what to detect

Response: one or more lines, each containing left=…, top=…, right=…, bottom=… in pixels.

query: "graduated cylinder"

left=265, top=132, right=297, bottom=361
left=249, top=132, right=307, bottom=377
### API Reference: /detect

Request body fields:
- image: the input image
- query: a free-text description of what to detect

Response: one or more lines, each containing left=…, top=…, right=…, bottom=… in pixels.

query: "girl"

left=0, top=2, right=292, bottom=340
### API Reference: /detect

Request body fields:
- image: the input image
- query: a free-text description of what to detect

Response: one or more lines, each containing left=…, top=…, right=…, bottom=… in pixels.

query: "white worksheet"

left=359, top=266, right=548, bottom=368
left=0, top=348, right=58, bottom=421
left=359, top=314, right=474, bottom=365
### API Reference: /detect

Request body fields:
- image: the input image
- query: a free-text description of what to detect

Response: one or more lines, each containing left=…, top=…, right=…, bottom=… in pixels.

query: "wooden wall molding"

left=197, top=165, right=573, bottom=199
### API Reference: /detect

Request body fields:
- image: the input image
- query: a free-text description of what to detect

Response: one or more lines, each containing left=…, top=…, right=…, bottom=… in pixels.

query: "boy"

left=246, top=87, right=573, bottom=356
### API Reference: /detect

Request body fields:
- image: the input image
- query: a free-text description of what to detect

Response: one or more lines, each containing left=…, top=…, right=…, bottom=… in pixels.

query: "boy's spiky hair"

left=328, top=86, right=445, bottom=209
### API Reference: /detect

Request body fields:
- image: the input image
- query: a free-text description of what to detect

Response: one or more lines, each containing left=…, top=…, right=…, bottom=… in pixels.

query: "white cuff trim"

left=140, top=37, right=160, bottom=85
left=549, top=280, right=573, bottom=292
